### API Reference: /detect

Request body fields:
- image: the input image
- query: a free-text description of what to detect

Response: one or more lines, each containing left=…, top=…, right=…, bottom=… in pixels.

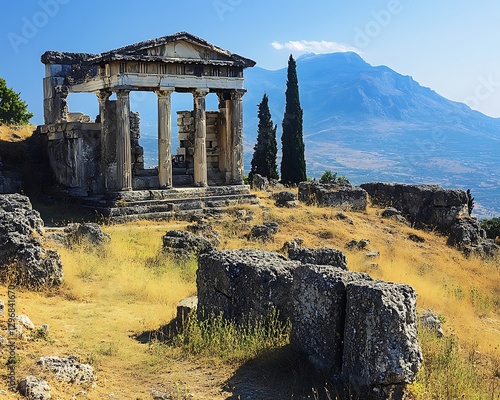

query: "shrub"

left=319, top=170, right=347, bottom=185
left=481, top=217, right=500, bottom=240
left=0, top=77, right=33, bottom=125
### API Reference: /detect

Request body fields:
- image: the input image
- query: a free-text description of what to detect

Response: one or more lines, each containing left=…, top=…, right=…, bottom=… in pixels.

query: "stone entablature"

left=38, top=32, right=255, bottom=195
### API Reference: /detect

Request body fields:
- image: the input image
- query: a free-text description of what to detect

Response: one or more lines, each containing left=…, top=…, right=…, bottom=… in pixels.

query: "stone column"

left=116, top=90, right=132, bottom=191
left=156, top=88, right=174, bottom=188
left=230, top=90, right=245, bottom=184
left=193, top=88, right=209, bottom=187
left=96, top=90, right=112, bottom=191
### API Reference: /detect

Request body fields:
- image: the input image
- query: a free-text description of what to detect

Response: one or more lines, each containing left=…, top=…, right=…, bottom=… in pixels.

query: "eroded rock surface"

left=298, top=181, right=367, bottom=211
left=36, top=355, right=95, bottom=385
left=342, top=280, right=422, bottom=399
left=288, top=247, right=348, bottom=270
left=18, top=376, right=51, bottom=400
left=197, top=250, right=299, bottom=322
left=0, top=194, right=63, bottom=289
left=162, top=230, right=214, bottom=259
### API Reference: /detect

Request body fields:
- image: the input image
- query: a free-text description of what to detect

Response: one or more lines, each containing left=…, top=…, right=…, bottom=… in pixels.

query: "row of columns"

left=96, top=87, right=244, bottom=192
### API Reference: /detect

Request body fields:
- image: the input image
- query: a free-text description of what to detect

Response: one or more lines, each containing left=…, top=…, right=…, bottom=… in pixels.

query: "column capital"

left=193, top=88, right=210, bottom=98
left=96, top=90, right=112, bottom=102
left=155, top=87, right=175, bottom=97
left=230, top=89, right=246, bottom=100
left=116, top=89, right=131, bottom=98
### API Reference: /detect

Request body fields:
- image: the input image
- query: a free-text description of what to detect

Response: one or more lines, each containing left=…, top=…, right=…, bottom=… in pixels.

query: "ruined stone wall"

left=177, top=110, right=224, bottom=185
left=360, top=182, right=470, bottom=231
left=298, top=181, right=368, bottom=211
left=130, top=111, right=144, bottom=171
left=38, top=123, right=102, bottom=196
left=197, top=249, right=422, bottom=398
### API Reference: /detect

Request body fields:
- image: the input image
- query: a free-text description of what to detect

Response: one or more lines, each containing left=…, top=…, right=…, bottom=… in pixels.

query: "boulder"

left=0, top=194, right=63, bottom=289
left=281, top=237, right=304, bottom=253
left=298, top=181, right=367, bottom=211
left=251, top=174, right=269, bottom=190
left=36, top=355, right=95, bottom=384
left=381, top=207, right=407, bottom=224
left=162, top=230, right=214, bottom=259
left=197, top=250, right=300, bottom=322
left=274, top=191, right=299, bottom=208
left=447, top=217, right=499, bottom=256
left=288, top=247, right=348, bottom=270
left=361, top=182, right=469, bottom=231
left=246, top=221, right=279, bottom=241
left=64, top=223, right=110, bottom=247
left=419, top=310, right=444, bottom=338
left=345, top=239, right=370, bottom=250
left=17, top=376, right=51, bottom=400
left=291, top=265, right=371, bottom=379
left=342, top=280, right=422, bottom=399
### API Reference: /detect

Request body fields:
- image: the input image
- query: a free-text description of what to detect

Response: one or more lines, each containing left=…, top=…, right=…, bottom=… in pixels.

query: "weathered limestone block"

left=291, top=265, right=371, bottom=379
left=298, top=181, right=367, bottom=211
left=64, top=223, right=111, bottom=247
left=197, top=250, right=300, bottom=322
left=17, top=375, right=52, bottom=400
left=246, top=221, right=279, bottom=241
left=251, top=173, right=268, bottom=190
left=162, top=230, right=214, bottom=259
left=288, top=247, right=348, bottom=270
left=361, top=182, right=470, bottom=231
left=274, top=190, right=299, bottom=208
left=36, top=355, right=95, bottom=384
left=342, top=280, right=422, bottom=399
left=0, top=194, right=63, bottom=289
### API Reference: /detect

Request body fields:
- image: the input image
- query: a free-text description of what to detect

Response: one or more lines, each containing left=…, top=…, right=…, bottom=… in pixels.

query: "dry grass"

left=0, top=189, right=498, bottom=398
left=0, top=124, right=34, bottom=142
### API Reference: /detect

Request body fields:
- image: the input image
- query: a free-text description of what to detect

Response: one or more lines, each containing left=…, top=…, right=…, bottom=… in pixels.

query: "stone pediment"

left=92, top=32, right=255, bottom=68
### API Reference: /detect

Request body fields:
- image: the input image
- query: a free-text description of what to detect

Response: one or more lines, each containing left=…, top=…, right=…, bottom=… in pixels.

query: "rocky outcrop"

left=197, top=250, right=299, bottom=322
left=360, top=182, right=469, bottom=231
left=288, top=247, right=348, bottom=270
left=298, top=181, right=367, bottom=211
left=419, top=310, right=444, bottom=338
left=17, top=376, right=51, bottom=400
left=0, top=194, right=63, bottom=289
left=291, top=265, right=371, bottom=378
left=342, top=281, right=422, bottom=399
left=36, top=355, right=95, bottom=385
left=447, top=217, right=499, bottom=256
left=162, top=230, right=214, bottom=259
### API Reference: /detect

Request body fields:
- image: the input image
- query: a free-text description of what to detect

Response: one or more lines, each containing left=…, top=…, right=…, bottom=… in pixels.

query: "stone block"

left=291, top=265, right=371, bottom=379
left=197, top=250, right=300, bottom=323
left=288, top=247, right=348, bottom=270
left=342, top=280, right=422, bottom=399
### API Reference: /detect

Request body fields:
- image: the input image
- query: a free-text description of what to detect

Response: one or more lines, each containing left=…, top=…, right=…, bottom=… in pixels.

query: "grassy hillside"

left=0, top=192, right=498, bottom=399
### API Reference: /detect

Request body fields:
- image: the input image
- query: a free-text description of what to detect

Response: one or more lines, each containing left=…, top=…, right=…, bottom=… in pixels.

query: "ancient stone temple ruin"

left=37, top=32, right=257, bottom=220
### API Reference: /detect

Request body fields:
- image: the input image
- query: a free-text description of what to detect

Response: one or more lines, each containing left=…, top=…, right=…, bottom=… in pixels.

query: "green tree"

left=249, top=93, right=278, bottom=183
left=481, top=217, right=500, bottom=239
left=0, top=77, right=33, bottom=125
left=280, top=55, right=306, bottom=185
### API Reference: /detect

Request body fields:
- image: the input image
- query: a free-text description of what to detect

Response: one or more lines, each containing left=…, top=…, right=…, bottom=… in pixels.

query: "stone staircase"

left=82, top=185, right=259, bottom=223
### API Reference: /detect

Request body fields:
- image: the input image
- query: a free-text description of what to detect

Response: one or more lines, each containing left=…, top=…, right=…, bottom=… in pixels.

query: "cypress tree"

left=249, top=93, right=278, bottom=183
left=280, top=54, right=306, bottom=185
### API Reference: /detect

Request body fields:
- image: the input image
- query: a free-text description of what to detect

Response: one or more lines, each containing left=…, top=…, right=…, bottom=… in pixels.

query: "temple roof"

left=42, top=32, right=256, bottom=68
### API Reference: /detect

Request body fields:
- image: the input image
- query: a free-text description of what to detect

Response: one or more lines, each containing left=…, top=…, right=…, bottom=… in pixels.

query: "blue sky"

left=1, top=0, right=500, bottom=124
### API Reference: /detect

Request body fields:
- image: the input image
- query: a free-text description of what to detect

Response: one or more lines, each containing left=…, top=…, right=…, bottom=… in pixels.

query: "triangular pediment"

left=93, top=32, right=255, bottom=67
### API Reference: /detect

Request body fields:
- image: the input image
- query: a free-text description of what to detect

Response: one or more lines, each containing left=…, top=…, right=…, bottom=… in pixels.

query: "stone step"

left=107, top=185, right=251, bottom=202
left=105, top=193, right=258, bottom=217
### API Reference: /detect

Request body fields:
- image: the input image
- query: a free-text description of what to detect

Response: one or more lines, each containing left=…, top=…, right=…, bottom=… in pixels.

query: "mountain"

left=242, top=52, right=500, bottom=217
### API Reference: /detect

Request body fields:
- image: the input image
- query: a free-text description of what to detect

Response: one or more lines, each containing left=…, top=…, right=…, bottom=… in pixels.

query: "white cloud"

left=270, top=40, right=360, bottom=54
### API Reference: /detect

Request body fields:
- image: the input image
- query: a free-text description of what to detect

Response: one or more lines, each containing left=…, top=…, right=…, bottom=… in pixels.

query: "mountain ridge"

left=242, top=52, right=500, bottom=217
